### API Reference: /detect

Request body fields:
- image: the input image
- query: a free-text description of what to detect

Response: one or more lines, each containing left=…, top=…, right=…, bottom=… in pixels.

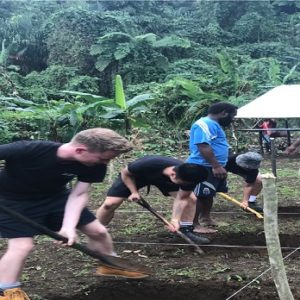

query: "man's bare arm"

left=120, top=167, right=140, bottom=201
left=198, top=143, right=227, bottom=178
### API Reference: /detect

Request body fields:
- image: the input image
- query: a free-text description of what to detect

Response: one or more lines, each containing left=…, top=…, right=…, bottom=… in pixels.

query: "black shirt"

left=225, top=154, right=258, bottom=184
left=0, top=141, right=107, bottom=201
left=128, top=155, right=195, bottom=191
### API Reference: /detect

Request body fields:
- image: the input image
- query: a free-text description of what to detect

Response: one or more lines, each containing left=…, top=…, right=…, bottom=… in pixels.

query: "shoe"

left=0, top=288, right=30, bottom=300
left=248, top=202, right=263, bottom=213
left=96, top=265, right=150, bottom=279
left=180, top=226, right=211, bottom=245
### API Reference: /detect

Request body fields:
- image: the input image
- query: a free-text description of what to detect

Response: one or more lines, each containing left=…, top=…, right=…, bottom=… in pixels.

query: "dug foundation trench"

left=46, top=232, right=300, bottom=300
left=49, top=280, right=279, bottom=300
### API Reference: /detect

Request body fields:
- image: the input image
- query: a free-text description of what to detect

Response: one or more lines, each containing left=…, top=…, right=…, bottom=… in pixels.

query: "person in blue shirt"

left=187, top=102, right=237, bottom=234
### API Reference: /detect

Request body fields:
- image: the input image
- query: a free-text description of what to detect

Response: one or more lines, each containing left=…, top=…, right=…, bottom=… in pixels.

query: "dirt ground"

left=1, top=155, right=300, bottom=300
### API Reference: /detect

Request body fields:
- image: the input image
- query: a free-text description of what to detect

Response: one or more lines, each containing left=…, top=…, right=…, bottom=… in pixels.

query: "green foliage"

left=150, top=77, right=223, bottom=129
left=0, top=106, right=49, bottom=142
left=90, top=32, right=133, bottom=72
left=62, top=78, right=155, bottom=135
left=0, top=1, right=300, bottom=149
left=153, top=35, right=191, bottom=49
left=282, top=62, right=300, bottom=84
left=115, top=74, right=126, bottom=109
left=231, top=12, right=277, bottom=43
left=0, top=39, right=8, bottom=66
left=0, top=65, right=100, bottom=100
left=195, top=22, right=234, bottom=46
left=0, top=118, right=15, bottom=143
left=271, top=0, right=300, bottom=13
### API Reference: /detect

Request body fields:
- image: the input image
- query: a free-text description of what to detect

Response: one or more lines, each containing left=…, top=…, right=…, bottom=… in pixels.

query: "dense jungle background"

left=0, top=0, right=300, bottom=150
left=1, top=2, right=300, bottom=299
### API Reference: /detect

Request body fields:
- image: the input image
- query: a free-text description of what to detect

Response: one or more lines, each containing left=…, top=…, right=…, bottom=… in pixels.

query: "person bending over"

left=226, top=152, right=263, bottom=212
left=0, top=128, right=132, bottom=300
left=96, top=155, right=210, bottom=244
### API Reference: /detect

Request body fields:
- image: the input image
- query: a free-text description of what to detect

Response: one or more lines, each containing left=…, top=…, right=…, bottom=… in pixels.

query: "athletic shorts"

left=193, top=167, right=228, bottom=198
left=107, top=175, right=178, bottom=198
left=0, top=191, right=95, bottom=238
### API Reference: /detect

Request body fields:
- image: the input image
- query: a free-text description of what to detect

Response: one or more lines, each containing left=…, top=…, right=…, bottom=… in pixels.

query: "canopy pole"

left=259, top=131, right=264, bottom=155
left=231, top=124, right=238, bottom=153
left=285, top=119, right=291, bottom=146
left=270, top=138, right=277, bottom=177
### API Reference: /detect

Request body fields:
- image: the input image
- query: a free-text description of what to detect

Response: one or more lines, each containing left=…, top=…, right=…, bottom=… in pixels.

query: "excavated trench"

left=47, top=210, right=300, bottom=300
left=49, top=280, right=279, bottom=300
left=47, top=232, right=300, bottom=300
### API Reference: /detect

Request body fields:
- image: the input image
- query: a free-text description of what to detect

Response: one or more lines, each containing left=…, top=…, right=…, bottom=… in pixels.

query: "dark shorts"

left=0, top=191, right=95, bottom=238
left=225, top=156, right=258, bottom=184
left=107, top=175, right=177, bottom=198
left=193, top=167, right=228, bottom=198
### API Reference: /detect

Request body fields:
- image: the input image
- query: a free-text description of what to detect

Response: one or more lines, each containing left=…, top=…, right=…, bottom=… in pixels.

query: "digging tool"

left=217, top=192, right=264, bottom=220
left=0, top=202, right=151, bottom=278
left=136, top=197, right=204, bottom=254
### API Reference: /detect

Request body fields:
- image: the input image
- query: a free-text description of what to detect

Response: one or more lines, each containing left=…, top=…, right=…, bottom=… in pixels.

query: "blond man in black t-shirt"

left=0, top=128, right=132, bottom=300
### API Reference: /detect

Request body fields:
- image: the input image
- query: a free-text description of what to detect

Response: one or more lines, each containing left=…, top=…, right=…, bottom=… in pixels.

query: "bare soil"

left=1, top=155, right=300, bottom=300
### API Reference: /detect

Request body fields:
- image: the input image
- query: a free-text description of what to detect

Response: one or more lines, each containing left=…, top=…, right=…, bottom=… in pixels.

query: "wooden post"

left=262, top=174, right=294, bottom=300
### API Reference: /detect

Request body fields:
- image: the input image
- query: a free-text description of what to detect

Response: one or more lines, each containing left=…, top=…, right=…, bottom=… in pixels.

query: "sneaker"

left=248, top=201, right=263, bottom=213
left=180, top=226, right=211, bottom=245
left=96, top=265, right=150, bottom=279
left=0, top=288, right=30, bottom=300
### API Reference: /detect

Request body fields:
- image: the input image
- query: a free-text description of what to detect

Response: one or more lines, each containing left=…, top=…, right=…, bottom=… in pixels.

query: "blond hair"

left=71, top=128, right=133, bottom=154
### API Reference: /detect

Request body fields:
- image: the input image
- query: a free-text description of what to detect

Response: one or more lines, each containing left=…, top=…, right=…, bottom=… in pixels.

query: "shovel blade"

left=96, top=265, right=150, bottom=279
left=98, top=255, right=152, bottom=277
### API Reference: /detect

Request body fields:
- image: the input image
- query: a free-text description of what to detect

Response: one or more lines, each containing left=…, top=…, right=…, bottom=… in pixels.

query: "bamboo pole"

left=262, top=173, right=294, bottom=300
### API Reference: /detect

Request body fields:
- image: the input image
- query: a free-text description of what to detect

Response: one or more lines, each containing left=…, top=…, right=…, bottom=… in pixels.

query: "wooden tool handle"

left=0, top=202, right=150, bottom=272
left=136, top=198, right=204, bottom=254
left=217, top=192, right=264, bottom=219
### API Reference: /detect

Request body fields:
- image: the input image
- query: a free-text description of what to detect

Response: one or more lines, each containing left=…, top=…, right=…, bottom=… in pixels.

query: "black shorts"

left=0, top=191, right=95, bottom=238
left=107, top=175, right=178, bottom=198
left=193, top=167, right=228, bottom=198
left=225, top=156, right=257, bottom=184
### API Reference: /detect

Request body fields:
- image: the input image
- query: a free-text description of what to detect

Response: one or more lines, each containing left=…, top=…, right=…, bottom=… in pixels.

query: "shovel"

left=217, top=192, right=264, bottom=220
left=0, top=202, right=151, bottom=278
left=136, top=197, right=204, bottom=254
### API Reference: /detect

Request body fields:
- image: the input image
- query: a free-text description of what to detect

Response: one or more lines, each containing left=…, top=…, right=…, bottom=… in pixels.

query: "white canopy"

left=236, top=85, right=300, bottom=118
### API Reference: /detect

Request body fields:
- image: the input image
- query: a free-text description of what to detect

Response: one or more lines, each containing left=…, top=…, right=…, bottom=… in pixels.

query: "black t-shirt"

left=127, top=155, right=195, bottom=191
left=0, top=141, right=107, bottom=201
left=225, top=154, right=258, bottom=184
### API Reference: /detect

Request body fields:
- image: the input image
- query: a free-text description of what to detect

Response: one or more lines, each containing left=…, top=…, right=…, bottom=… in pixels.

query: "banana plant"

left=160, top=77, right=224, bottom=128
left=114, top=74, right=155, bottom=133
left=62, top=75, right=155, bottom=134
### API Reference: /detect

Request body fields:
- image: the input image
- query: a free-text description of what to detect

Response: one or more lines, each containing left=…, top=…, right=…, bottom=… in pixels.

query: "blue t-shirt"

left=187, top=116, right=229, bottom=167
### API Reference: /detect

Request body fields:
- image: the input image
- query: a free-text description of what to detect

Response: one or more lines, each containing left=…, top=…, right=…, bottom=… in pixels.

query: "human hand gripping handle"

left=218, top=192, right=264, bottom=220
left=56, top=227, right=78, bottom=246
left=212, top=165, right=227, bottom=179
left=169, top=218, right=180, bottom=232
left=128, top=192, right=141, bottom=202
left=0, top=201, right=152, bottom=276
